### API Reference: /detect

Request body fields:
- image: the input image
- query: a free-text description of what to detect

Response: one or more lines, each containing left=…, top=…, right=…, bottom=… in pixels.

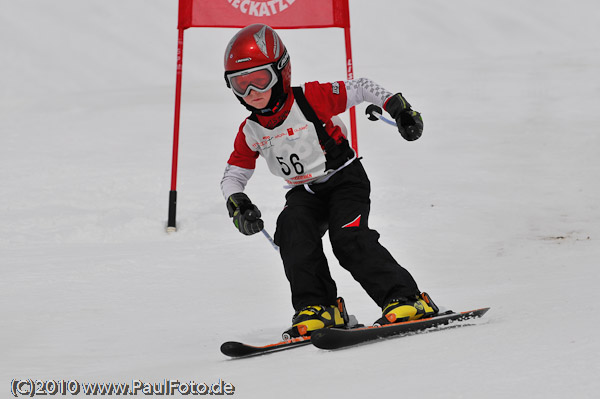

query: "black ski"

left=220, top=336, right=312, bottom=358
left=221, top=314, right=363, bottom=358
left=311, top=307, right=490, bottom=350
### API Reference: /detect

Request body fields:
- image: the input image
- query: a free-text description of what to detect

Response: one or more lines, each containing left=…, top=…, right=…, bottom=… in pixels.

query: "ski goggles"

left=226, top=64, right=278, bottom=97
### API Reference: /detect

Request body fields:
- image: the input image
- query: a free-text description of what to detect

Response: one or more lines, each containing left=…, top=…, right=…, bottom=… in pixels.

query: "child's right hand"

left=226, top=193, right=264, bottom=235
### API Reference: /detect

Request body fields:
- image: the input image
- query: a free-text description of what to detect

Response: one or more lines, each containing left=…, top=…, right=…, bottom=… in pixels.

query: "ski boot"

left=374, top=292, right=439, bottom=326
left=282, top=297, right=350, bottom=340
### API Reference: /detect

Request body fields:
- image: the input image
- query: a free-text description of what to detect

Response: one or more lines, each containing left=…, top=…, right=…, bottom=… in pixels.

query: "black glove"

left=226, top=193, right=264, bottom=236
left=384, top=93, right=424, bottom=141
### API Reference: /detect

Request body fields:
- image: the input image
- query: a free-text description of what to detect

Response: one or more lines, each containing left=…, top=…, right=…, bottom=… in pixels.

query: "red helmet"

left=224, top=24, right=291, bottom=113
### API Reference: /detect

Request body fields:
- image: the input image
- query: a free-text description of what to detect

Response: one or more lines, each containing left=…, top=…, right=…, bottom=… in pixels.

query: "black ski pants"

left=274, top=159, right=420, bottom=311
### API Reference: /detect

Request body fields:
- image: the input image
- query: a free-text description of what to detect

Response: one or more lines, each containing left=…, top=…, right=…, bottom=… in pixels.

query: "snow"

left=1, top=0, right=599, bottom=397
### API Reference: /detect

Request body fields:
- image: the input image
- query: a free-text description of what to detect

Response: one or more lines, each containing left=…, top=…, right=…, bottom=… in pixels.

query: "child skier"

left=220, top=24, right=438, bottom=338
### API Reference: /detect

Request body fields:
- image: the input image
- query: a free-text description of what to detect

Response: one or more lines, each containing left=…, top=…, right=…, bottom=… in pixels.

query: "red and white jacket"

left=221, top=78, right=393, bottom=199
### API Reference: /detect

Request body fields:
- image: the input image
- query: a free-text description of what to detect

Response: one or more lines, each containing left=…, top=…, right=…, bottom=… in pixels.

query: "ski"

left=311, top=307, right=490, bottom=350
left=221, top=314, right=363, bottom=358
left=220, top=336, right=312, bottom=358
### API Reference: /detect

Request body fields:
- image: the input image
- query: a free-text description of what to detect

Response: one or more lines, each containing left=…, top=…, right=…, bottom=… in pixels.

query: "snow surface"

left=2, top=0, right=599, bottom=397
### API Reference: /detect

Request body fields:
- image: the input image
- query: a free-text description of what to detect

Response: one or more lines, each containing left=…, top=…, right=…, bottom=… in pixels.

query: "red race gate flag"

left=168, top=0, right=355, bottom=231
left=178, top=0, right=349, bottom=29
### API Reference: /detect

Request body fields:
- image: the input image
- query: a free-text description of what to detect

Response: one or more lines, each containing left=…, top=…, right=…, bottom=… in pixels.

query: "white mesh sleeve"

left=220, top=164, right=255, bottom=199
left=344, top=77, right=393, bottom=110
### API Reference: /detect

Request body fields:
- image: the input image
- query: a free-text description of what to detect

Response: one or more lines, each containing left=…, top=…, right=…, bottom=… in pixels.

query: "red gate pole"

left=167, top=27, right=185, bottom=232
left=342, top=6, right=358, bottom=155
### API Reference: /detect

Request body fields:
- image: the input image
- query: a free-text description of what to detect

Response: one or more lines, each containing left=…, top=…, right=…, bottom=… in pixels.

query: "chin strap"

left=236, top=91, right=288, bottom=115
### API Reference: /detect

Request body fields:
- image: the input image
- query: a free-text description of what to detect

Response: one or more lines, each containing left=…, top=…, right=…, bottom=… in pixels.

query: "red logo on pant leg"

left=342, top=215, right=361, bottom=228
